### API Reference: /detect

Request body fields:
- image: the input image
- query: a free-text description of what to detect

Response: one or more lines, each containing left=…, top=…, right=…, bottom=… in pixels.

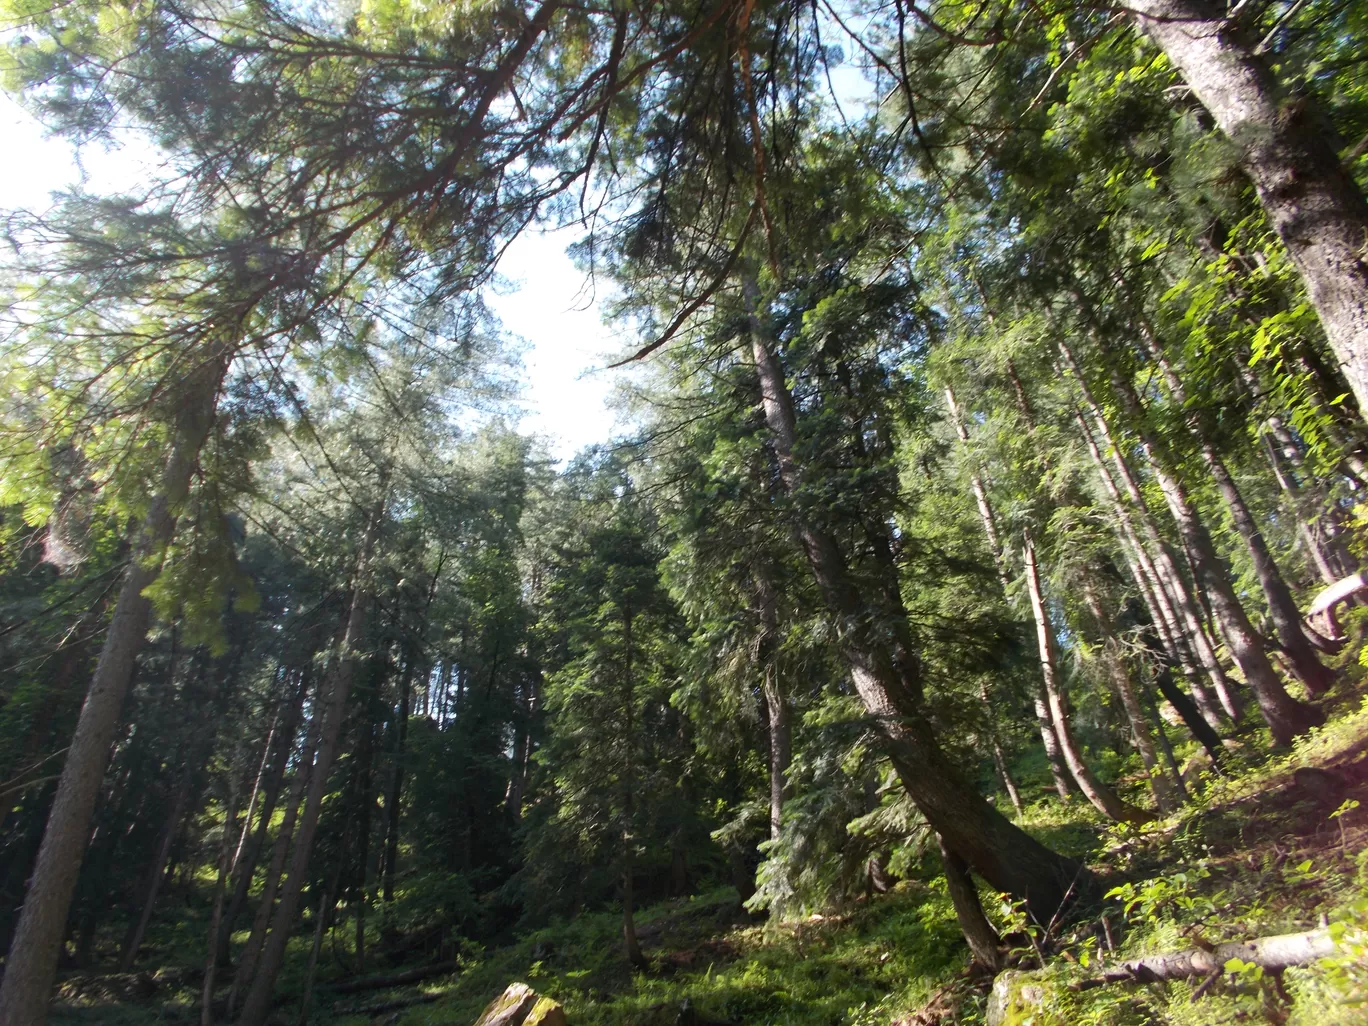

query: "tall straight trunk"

left=1082, top=582, right=1182, bottom=814
left=1061, top=345, right=1237, bottom=724
left=944, top=386, right=1075, bottom=799
left=119, top=766, right=193, bottom=971
left=202, top=771, right=244, bottom=1026
left=227, top=677, right=319, bottom=1015
left=755, top=563, right=790, bottom=840
left=1075, top=410, right=1231, bottom=732
left=0, top=349, right=227, bottom=1026
left=382, top=656, right=414, bottom=904
left=1134, top=324, right=1334, bottom=696
left=236, top=493, right=386, bottom=1026
left=219, top=675, right=305, bottom=964
left=749, top=289, right=1093, bottom=923
left=989, top=735, right=1024, bottom=817
left=1022, top=536, right=1153, bottom=825
left=1129, top=0, right=1368, bottom=414
left=937, top=834, right=1002, bottom=970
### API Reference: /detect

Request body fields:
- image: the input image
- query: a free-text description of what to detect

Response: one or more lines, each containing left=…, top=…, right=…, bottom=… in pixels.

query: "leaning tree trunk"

left=1082, top=582, right=1183, bottom=814
left=0, top=348, right=227, bottom=1026
left=945, top=386, right=1075, bottom=799
left=1131, top=323, right=1334, bottom=696
left=1023, top=534, right=1154, bottom=825
left=1060, top=344, right=1237, bottom=725
left=938, top=834, right=1002, bottom=971
left=749, top=295, right=1094, bottom=925
left=236, top=493, right=386, bottom=1026
left=1129, top=0, right=1368, bottom=415
left=1147, top=456, right=1324, bottom=745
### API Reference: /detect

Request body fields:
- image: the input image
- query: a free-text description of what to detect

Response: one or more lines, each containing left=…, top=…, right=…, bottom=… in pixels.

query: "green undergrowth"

left=978, top=697, right=1368, bottom=1026
left=333, top=881, right=970, bottom=1026
left=48, top=700, right=1368, bottom=1026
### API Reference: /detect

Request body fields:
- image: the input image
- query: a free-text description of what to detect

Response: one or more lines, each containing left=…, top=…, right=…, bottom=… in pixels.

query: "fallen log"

left=332, top=992, right=441, bottom=1016
left=1073, top=928, right=1337, bottom=991
left=329, top=960, right=457, bottom=994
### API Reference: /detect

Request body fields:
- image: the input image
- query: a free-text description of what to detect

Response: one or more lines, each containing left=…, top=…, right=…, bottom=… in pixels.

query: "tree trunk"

left=0, top=349, right=227, bottom=1026
left=1061, top=346, right=1236, bottom=726
left=1022, top=535, right=1153, bottom=825
left=1083, top=585, right=1182, bottom=815
left=1075, top=927, right=1338, bottom=989
left=1135, top=321, right=1334, bottom=696
left=382, top=655, right=414, bottom=904
left=749, top=287, right=1094, bottom=923
left=938, top=835, right=1003, bottom=970
left=219, top=675, right=305, bottom=965
left=202, top=772, right=244, bottom=1026
left=1145, top=449, right=1324, bottom=746
left=236, top=492, right=386, bottom=1026
left=119, top=766, right=193, bottom=971
left=1129, top=0, right=1368, bottom=415
left=944, top=385, right=1075, bottom=799
left=228, top=678, right=321, bottom=1017
left=755, top=563, right=789, bottom=840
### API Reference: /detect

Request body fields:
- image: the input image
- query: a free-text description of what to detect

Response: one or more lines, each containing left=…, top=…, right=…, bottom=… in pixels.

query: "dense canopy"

left=1, top=2, right=1368, bottom=1025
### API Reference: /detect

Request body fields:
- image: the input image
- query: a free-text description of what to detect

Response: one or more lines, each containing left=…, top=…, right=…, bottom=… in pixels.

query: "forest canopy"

left=1, top=2, right=1368, bottom=1025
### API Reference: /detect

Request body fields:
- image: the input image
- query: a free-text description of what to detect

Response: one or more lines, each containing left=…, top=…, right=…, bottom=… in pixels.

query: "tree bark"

left=1074, top=927, right=1338, bottom=989
left=944, top=386, right=1075, bottom=799
left=0, top=348, right=227, bottom=1026
left=1022, top=535, right=1153, bottom=825
left=1134, top=321, right=1334, bottom=696
left=1061, top=347, right=1235, bottom=726
left=219, top=675, right=306, bottom=964
left=228, top=678, right=321, bottom=1017
left=749, top=287, right=1094, bottom=923
left=236, top=491, right=386, bottom=1026
left=938, top=834, right=1002, bottom=971
left=1129, top=0, right=1368, bottom=415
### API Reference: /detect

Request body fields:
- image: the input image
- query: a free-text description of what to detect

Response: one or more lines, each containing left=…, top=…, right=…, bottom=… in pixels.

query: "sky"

left=0, top=45, right=872, bottom=464
left=0, top=95, right=624, bottom=463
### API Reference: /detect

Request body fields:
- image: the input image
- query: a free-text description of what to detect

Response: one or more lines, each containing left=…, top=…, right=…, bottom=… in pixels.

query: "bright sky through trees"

left=0, top=95, right=619, bottom=461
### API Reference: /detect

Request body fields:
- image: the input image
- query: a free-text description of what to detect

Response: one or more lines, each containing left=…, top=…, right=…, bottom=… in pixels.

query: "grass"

left=46, top=693, right=1368, bottom=1026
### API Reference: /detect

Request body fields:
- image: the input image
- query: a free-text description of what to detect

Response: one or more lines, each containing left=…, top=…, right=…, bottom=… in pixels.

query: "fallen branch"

left=330, top=960, right=457, bottom=994
left=332, top=992, right=441, bottom=1016
left=1073, top=928, right=1337, bottom=991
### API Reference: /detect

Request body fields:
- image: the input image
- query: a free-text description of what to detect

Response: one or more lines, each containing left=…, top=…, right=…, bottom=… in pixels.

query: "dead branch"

left=1072, top=928, right=1338, bottom=991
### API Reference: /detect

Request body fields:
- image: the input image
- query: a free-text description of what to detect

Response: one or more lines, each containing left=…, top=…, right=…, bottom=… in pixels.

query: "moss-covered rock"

left=473, top=983, right=540, bottom=1026
left=985, top=970, right=1053, bottom=1026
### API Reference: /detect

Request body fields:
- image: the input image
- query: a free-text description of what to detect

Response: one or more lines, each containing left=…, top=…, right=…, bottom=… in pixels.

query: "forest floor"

left=45, top=696, right=1368, bottom=1026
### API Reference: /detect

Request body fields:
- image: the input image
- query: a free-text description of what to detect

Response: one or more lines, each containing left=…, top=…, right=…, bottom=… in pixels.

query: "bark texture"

left=0, top=350, right=227, bottom=1026
left=750, top=289, right=1094, bottom=924
left=236, top=492, right=386, bottom=1026
left=1074, top=927, right=1338, bottom=989
left=1130, top=0, right=1368, bottom=414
